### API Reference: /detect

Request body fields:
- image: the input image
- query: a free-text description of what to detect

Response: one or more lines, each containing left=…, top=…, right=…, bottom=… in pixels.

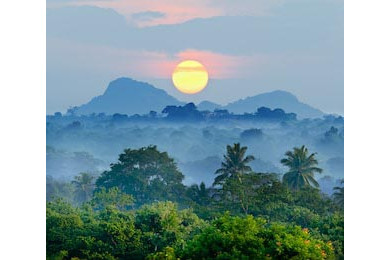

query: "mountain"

left=197, top=101, right=221, bottom=111
left=74, top=78, right=323, bottom=118
left=75, top=78, right=184, bottom=115
left=223, top=90, right=324, bottom=119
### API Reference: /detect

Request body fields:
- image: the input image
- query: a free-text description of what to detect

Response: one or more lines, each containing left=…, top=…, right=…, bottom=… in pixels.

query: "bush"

left=180, top=214, right=334, bottom=260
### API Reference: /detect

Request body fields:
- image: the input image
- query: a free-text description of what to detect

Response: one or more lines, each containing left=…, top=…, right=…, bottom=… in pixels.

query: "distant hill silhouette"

left=223, top=90, right=323, bottom=119
left=73, top=78, right=323, bottom=118
left=74, top=78, right=184, bottom=115
left=197, top=101, right=221, bottom=111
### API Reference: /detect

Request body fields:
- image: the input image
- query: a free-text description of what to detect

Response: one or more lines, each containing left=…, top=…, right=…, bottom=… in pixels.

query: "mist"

left=47, top=108, right=344, bottom=194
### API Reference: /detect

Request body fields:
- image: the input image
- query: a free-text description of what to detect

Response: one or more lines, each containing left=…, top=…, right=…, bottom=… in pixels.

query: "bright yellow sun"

left=172, top=60, right=209, bottom=94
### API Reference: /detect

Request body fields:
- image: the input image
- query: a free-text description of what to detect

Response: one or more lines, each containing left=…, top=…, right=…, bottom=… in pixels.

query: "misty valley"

left=46, top=79, right=344, bottom=260
left=47, top=78, right=343, bottom=191
left=47, top=107, right=343, bottom=191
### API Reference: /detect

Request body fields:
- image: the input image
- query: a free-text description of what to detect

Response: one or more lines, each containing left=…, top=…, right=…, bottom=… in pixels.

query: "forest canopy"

left=47, top=144, right=344, bottom=259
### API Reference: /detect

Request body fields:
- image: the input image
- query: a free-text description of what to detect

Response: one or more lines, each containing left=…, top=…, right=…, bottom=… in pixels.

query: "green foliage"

left=181, top=214, right=267, bottom=259
left=90, top=187, right=134, bottom=211
left=47, top=199, right=83, bottom=257
left=135, top=201, right=205, bottom=253
left=281, top=145, right=323, bottom=190
left=95, top=146, right=186, bottom=205
left=310, top=213, right=344, bottom=259
left=215, top=172, right=274, bottom=215
left=181, top=214, right=334, bottom=260
left=260, top=223, right=334, bottom=259
left=146, top=247, right=177, bottom=260
left=47, top=200, right=342, bottom=259
left=47, top=144, right=343, bottom=259
left=47, top=199, right=144, bottom=260
left=185, top=182, right=210, bottom=206
left=47, top=201, right=337, bottom=260
left=292, top=187, right=337, bottom=215
left=47, top=176, right=75, bottom=203
left=332, top=180, right=344, bottom=209
left=72, top=172, right=95, bottom=204
left=81, top=207, right=144, bottom=259
left=213, top=143, right=254, bottom=186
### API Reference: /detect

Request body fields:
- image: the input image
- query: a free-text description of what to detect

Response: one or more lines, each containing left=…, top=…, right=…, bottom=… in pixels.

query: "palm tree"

left=333, top=179, right=344, bottom=207
left=187, top=182, right=209, bottom=205
left=281, top=145, right=323, bottom=190
left=72, top=172, right=95, bottom=203
left=213, top=143, right=255, bottom=186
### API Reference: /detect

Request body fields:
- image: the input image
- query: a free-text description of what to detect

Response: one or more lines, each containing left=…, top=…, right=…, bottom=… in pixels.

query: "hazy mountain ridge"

left=73, top=77, right=324, bottom=118
left=224, top=90, right=324, bottom=118
left=75, top=78, right=184, bottom=115
left=197, top=101, right=221, bottom=111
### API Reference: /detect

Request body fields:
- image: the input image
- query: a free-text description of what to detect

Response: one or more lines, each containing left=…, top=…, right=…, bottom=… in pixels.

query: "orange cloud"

left=57, top=0, right=283, bottom=26
left=78, top=0, right=222, bottom=26
left=137, top=49, right=258, bottom=79
left=49, top=37, right=260, bottom=79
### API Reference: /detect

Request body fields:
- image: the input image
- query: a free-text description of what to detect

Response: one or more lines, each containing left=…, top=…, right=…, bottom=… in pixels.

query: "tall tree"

left=333, top=179, right=344, bottom=208
left=95, top=146, right=185, bottom=205
left=90, top=187, right=134, bottom=211
left=216, top=172, right=279, bottom=215
left=72, top=172, right=95, bottom=203
left=281, top=145, right=323, bottom=190
left=213, top=143, right=255, bottom=186
left=186, top=182, right=210, bottom=206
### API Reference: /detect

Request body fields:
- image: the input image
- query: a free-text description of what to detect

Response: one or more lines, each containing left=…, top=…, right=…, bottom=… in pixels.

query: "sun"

left=172, top=60, right=209, bottom=94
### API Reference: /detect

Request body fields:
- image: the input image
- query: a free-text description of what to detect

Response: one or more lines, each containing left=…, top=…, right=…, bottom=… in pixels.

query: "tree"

left=281, top=145, right=323, bottom=190
left=90, top=187, right=134, bottom=211
left=292, top=187, right=337, bottom=215
left=333, top=180, right=344, bottom=208
left=162, top=103, right=203, bottom=121
left=72, top=172, right=95, bottom=203
left=240, top=128, right=263, bottom=140
left=149, top=110, right=158, bottom=118
left=95, top=146, right=185, bottom=205
left=47, top=199, right=144, bottom=260
left=186, top=182, right=210, bottom=206
left=47, top=175, right=75, bottom=202
left=135, top=201, right=204, bottom=254
left=213, top=143, right=255, bottom=215
left=180, top=214, right=334, bottom=259
left=255, top=107, right=297, bottom=121
left=215, top=172, right=281, bottom=215
left=213, top=143, right=255, bottom=186
left=146, top=247, right=176, bottom=260
left=323, top=126, right=343, bottom=143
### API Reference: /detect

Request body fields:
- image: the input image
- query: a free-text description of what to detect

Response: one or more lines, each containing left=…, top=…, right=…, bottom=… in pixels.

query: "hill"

left=197, top=101, right=221, bottom=111
left=74, top=78, right=184, bottom=115
left=73, top=78, right=323, bottom=118
left=223, top=90, right=324, bottom=119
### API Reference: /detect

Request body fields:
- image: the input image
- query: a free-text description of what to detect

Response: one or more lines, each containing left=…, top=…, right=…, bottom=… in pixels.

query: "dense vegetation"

left=68, top=103, right=299, bottom=123
left=47, top=111, right=344, bottom=191
left=47, top=144, right=344, bottom=259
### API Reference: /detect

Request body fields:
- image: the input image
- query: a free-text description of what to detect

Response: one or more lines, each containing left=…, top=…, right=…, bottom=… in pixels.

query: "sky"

left=47, top=0, right=344, bottom=115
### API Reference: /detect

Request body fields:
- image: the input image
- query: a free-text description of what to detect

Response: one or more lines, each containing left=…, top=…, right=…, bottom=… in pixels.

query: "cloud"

left=47, top=37, right=255, bottom=79
left=47, top=4, right=343, bottom=55
left=58, top=0, right=284, bottom=26
left=46, top=0, right=112, bottom=9
left=131, top=11, right=166, bottom=22
left=74, top=0, right=222, bottom=26
left=50, top=0, right=339, bottom=27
